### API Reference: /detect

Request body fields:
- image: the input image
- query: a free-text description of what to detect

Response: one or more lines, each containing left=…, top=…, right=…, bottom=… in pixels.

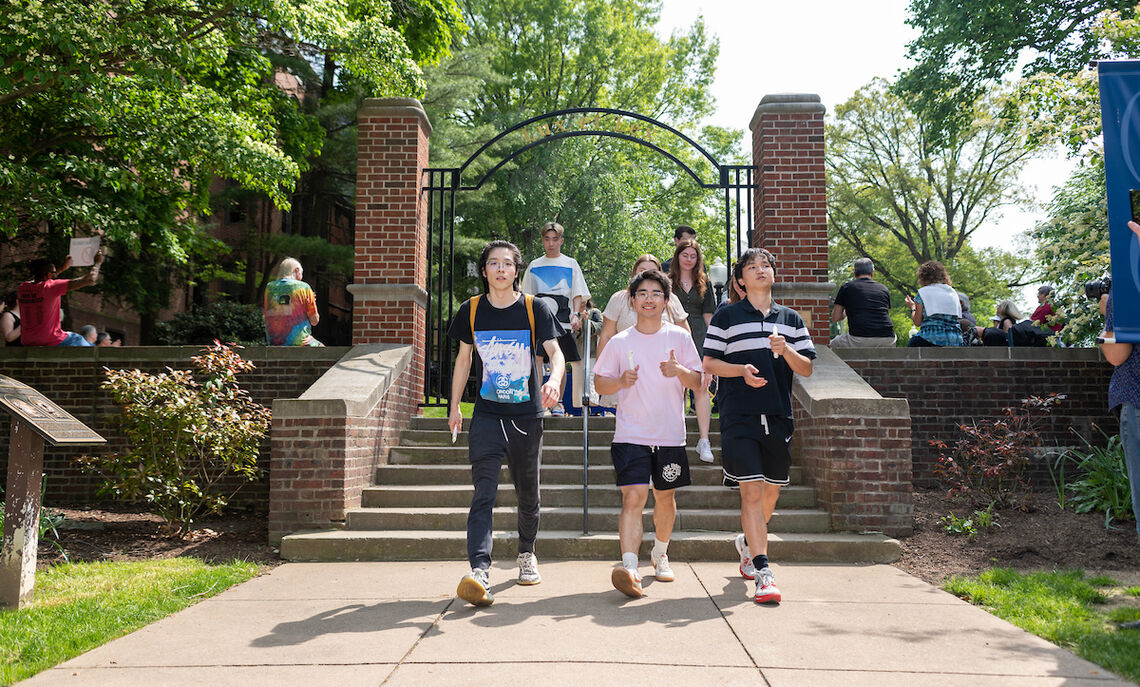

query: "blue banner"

left=1098, top=60, right=1140, bottom=343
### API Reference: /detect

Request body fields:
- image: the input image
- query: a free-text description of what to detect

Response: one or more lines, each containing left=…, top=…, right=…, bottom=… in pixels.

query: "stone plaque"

left=0, top=375, right=104, bottom=446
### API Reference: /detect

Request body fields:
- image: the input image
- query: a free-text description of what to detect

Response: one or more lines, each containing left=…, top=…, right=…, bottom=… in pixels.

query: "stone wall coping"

left=834, top=347, right=1106, bottom=363
left=273, top=344, right=412, bottom=419
left=774, top=281, right=835, bottom=297
left=346, top=283, right=428, bottom=308
left=750, top=94, right=826, bottom=130
left=793, top=347, right=910, bottom=418
left=0, top=346, right=350, bottom=364
left=358, top=97, right=432, bottom=136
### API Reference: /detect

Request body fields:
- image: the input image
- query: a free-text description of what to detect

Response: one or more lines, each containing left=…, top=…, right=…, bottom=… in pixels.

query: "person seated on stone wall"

left=1031, top=285, right=1063, bottom=334
left=957, top=291, right=981, bottom=346
left=18, top=251, right=103, bottom=347
left=974, top=300, right=1051, bottom=347
left=904, top=261, right=963, bottom=347
left=1, top=291, right=21, bottom=347
left=264, top=257, right=323, bottom=347
left=79, top=324, right=98, bottom=345
left=830, top=257, right=896, bottom=348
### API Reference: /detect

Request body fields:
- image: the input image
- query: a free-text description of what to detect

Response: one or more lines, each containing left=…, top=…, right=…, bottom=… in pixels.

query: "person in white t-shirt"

left=593, top=268, right=703, bottom=598
left=522, top=221, right=590, bottom=415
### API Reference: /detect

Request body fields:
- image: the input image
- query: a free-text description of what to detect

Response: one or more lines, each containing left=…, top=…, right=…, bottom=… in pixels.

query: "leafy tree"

left=424, top=0, right=742, bottom=304
left=827, top=79, right=1032, bottom=333
left=898, top=0, right=1136, bottom=138
left=0, top=0, right=463, bottom=338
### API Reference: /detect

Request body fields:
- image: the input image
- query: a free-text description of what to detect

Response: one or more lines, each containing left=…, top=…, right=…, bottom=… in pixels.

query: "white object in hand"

left=627, top=350, right=636, bottom=371
left=451, top=425, right=458, bottom=444
left=765, top=323, right=779, bottom=359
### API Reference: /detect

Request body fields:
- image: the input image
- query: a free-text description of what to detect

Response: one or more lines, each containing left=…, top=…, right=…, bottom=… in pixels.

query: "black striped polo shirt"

left=703, top=298, right=816, bottom=418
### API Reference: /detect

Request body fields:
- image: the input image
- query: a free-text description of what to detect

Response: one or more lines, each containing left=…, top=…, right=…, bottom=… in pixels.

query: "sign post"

left=0, top=375, right=104, bottom=609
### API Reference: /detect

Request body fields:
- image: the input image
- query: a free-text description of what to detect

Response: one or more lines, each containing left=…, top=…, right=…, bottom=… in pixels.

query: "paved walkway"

left=20, top=561, right=1132, bottom=686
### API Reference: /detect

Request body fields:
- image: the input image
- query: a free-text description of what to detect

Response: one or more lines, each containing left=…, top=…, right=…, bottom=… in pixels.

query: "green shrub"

left=153, top=300, right=264, bottom=346
left=1059, top=428, right=1134, bottom=528
left=77, top=342, right=271, bottom=536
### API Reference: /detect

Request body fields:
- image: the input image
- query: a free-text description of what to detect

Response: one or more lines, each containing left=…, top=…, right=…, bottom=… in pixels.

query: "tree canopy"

left=0, top=0, right=463, bottom=337
left=423, top=0, right=743, bottom=303
left=898, top=0, right=1136, bottom=137
left=827, top=79, right=1033, bottom=337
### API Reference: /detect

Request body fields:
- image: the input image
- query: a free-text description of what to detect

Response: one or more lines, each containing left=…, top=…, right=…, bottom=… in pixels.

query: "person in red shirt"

left=1031, top=285, right=1063, bottom=334
left=18, top=250, right=104, bottom=347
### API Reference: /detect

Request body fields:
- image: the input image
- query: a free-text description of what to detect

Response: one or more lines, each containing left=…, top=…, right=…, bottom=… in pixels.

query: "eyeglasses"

left=634, top=290, right=666, bottom=301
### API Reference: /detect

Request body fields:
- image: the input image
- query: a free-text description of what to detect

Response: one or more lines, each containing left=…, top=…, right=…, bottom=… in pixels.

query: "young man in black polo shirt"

left=702, top=248, right=816, bottom=604
left=831, top=257, right=895, bottom=347
left=448, top=240, right=565, bottom=607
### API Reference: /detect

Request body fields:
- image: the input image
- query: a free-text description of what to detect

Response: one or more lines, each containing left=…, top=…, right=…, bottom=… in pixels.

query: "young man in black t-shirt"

left=831, top=257, right=895, bottom=347
left=703, top=248, right=816, bottom=604
left=448, top=240, right=565, bottom=607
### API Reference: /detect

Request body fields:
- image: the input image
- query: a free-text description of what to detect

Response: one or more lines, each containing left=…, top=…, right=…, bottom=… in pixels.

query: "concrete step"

left=376, top=463, right=757, bottom=487
left=399, top=429, right=721, bottom=447
left=345, top=506, right=829, bottom=533
left=383, top=451, right=802, bottom=483
left=280, top=529, right=901, bottom=564
left=361, top=484, right=817, bottom=509
left=412, top=416, right=721, bottom=432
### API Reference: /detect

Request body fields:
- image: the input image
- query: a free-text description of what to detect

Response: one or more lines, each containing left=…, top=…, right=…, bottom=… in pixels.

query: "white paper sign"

left=69, top=237, right=100, bottom=267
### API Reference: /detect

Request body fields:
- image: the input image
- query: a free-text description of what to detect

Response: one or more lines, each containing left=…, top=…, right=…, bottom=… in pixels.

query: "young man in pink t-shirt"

left=593, top=268, right=702, bottom=598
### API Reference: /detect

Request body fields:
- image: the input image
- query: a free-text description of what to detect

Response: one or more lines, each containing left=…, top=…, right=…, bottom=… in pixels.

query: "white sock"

left=652, top=538, right=669, bottom=560
left=622, top=552, right=639, bottom=570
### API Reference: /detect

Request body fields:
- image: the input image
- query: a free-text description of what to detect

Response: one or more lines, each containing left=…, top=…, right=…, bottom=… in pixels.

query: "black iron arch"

left=453, top=107, right=726, bottom=190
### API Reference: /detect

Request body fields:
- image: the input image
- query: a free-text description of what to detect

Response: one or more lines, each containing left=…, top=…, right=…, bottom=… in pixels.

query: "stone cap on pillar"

left=359, top=97, right=432, bottom=135
left=750, top=94, right=826, bottom=131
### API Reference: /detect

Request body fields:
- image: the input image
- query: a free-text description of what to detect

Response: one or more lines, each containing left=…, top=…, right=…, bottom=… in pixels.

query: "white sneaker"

left=735, top=533, right=756, bottom=580
left=457, top=568, right=494, bottom=606
left=611, top=565, right=643, bottom=598
left=696, top=437, right=714, bottom=463
left=754, top=566, right=781, bottom=604
left=651, top=552, right=675, bottom=582
left=517, top=552, right=541, bottom=585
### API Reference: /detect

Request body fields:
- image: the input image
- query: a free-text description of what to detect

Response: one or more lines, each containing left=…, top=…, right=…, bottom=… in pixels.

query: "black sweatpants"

left=466, top=414, right=544, bottom=570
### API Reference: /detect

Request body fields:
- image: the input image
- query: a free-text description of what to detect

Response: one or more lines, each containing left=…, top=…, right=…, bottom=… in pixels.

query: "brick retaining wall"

left=834, top=347, right=1117, bottom=483
left=0, top=346, right=348, bottom=505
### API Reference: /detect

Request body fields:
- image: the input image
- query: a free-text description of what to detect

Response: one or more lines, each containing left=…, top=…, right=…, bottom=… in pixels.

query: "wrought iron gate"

left=421, top=108, right=755, bottom=406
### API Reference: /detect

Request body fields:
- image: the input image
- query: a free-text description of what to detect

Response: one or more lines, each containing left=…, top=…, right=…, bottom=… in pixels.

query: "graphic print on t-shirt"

left=474, top=330, right=532, bottom=403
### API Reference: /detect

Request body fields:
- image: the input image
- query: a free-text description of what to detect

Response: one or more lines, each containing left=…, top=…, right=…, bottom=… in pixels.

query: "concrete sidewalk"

left=20, top=561, right=1131, bottom=686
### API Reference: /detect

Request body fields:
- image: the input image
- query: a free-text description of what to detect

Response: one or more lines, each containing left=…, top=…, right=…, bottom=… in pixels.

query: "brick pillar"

left=750, top=94, right=832, bottom=344
left=347, top=97, right=430, bottom=400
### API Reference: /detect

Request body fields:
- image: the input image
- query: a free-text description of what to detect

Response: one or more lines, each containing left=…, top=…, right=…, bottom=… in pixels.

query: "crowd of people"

left=830, top=258, right=1059, bottom=349
left=447, top=222, right=815, bottom=607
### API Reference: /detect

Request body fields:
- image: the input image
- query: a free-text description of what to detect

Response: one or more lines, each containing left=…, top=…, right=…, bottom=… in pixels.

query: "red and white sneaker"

left=753, top=567, right=781, bottom=604
left=734, top=533, right=756, bottom=580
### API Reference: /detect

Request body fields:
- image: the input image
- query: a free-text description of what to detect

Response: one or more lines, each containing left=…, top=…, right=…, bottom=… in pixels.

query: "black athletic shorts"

left=610, top=443, right=691, bottom=491
left=720, top=414, right=793, bottom=488
left=541, top=331, right=582, bottom=364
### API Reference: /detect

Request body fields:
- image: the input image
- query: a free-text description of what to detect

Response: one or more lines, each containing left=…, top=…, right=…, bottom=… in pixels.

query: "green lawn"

left=944, top=569, right=1140, bottom=683
left=421, top=397, right=472, bottom=418
left=0, top=558, right=261, bottom=684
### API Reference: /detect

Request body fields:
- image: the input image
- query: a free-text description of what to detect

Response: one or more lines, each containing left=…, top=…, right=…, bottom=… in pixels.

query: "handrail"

left=580, top=317, right=594, bottom=535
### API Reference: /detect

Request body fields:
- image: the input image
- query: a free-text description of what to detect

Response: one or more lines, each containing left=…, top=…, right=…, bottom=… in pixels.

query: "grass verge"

left=0, top=558, right=260, bottom=684
left=421, top=396, right=472, bottom=419
left=944, top=568, right=1140, bottom=683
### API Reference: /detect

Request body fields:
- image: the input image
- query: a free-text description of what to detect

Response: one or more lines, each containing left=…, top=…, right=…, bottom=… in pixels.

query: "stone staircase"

left=281, top=415, right=900, bottom=562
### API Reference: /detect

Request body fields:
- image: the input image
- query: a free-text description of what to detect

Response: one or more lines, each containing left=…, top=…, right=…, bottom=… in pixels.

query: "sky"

left=655, top=0, right=1077, bottom=303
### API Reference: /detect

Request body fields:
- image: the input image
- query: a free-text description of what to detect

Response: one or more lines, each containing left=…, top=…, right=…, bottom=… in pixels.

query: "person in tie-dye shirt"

left=263, top=258, right=323, bottom=346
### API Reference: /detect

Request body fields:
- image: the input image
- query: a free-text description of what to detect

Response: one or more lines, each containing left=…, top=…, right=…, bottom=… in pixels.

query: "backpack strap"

left=468, top=295, right=481, bottom=339
left=524, top=293, right=536, bottom=351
